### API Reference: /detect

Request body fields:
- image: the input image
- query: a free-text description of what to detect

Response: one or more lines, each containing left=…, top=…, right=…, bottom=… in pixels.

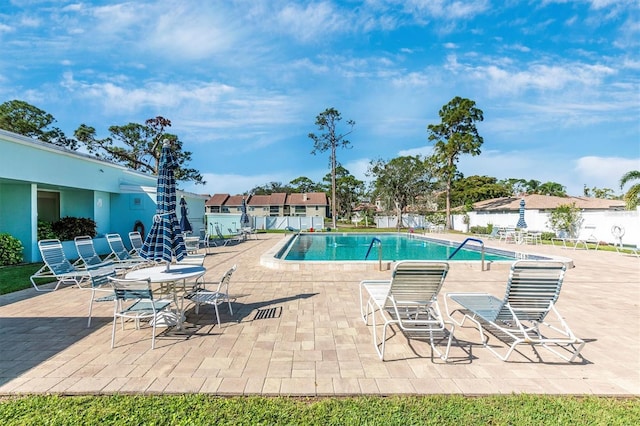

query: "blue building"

left=0, top=129, right=207, bottom=263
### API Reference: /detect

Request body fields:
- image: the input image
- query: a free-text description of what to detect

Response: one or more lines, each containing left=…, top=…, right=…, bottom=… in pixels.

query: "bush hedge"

left=0, top=233, right=24, bottom=266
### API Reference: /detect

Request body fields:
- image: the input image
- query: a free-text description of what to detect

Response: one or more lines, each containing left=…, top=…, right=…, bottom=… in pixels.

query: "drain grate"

left=253, top=307, right=282, bottom=320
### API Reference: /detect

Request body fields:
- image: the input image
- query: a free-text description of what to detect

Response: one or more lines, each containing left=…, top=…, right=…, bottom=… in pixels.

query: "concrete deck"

left=1, top=233, right=638, bottom=396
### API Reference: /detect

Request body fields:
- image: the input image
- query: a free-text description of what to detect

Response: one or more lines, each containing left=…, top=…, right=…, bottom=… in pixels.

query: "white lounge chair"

left=445, top=260, right=585, bottom=362
left=105, top=233, right=150, bottom=265
left=359, top=261, right=454, bottom=361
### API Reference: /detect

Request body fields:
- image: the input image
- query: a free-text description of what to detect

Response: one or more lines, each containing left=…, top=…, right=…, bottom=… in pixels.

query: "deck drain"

left=253, top=307, right=282, bottom=320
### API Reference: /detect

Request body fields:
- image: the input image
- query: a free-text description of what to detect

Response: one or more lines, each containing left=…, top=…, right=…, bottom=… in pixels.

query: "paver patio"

left=0, top=233, right=638, bottom=396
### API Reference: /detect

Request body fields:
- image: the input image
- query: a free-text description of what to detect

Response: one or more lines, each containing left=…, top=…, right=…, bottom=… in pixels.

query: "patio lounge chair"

left=552, top=225, right=600, bottom=250
left=105, top=233, right=150, bottom=265
left=214, top=225, right=242, bottom=246
left=359, top=261, right=454, bottom=361
left=128, top=231, right=144, bottom=256
left=185, top=264, right=236, bottom=328
left=108, top=276, right=173, bottom=350
left=73, top=235, right=116, bottom=270
left=445, top=260, right=585, bottom=362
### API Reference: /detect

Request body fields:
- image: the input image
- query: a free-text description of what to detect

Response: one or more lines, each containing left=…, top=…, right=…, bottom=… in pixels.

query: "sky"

left=1, top=0, right=639, bottom=198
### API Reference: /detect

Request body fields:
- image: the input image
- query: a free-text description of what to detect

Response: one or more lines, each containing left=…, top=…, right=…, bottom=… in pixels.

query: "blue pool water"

left=277, top=233, right=519, bottom=262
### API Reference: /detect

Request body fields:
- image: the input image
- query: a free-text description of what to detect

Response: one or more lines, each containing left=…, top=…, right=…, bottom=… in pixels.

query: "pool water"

left=278, top=233, right=517, bottom=262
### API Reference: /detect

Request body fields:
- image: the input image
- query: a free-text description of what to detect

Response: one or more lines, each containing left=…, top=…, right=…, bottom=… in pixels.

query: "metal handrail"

left=448, top=237, right=485, bottom=271
left=365, top=237, right=383, bottom=270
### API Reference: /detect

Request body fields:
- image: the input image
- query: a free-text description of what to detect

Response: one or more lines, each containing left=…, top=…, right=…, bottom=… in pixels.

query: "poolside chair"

left=572, top=224, right=600, bottom=250
left=359, top=261, right=454, bottom=361
left=445, top=260, right=585, bottom=362
left=552, top=225, right=600, bottom=250
left=185, top=265, right=236, bottom=328
left=108, top=276, right=173, bottom=350
left=73, top=235, right=116, bottom=270
left=105, top=233, right=150, bottom=266
left=214, top=225, right=242, bottom=246
left=128, top=231, right=144, bottom=256
left=30, top=239, right=115, bottom=292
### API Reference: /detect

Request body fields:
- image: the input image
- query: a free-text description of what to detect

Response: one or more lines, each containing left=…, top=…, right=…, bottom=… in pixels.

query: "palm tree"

left=620, top=170, right=640, bottom=210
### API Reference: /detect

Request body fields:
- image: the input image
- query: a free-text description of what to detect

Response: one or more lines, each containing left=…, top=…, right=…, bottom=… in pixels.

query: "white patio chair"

left=185, top=265, right=236, bottom=328
left=108, top=277, right=173, bottom=350
left=359, top=261, right=454, bottom=361
left=445, top=260, right=585, bottom=362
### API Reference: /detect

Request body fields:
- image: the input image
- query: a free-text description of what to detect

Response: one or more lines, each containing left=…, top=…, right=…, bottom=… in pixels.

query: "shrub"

left=0, top=233, right=24, bottom=266
left=51, top=217, right=97, bottom=241
left=470, top=225, right=489, bottom=234
left=37, top=220, right=57, bottom=241
left=547, top=203, right=583, bottom=237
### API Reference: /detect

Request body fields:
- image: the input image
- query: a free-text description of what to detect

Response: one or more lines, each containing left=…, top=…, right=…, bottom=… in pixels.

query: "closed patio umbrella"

left=179, top=196, right=192, bottom=234
left=240, top=197, right=250, bottom=228
left=141, top=140, right=186, bottom=270
left=516, top=198, right=527, bottom=228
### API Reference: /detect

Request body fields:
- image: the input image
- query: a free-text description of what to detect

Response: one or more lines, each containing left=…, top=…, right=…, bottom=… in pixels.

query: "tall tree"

left=620, top=170, right=640, bottom=210
left=321, top=165, right=365, bottom=220
left=75, top=116, right=204, bottom=185
left=0, top=99, right=77, bottom=149
left=427, top=97, right=484, bottom=229
left=308, top=107, right=355, bottom=229
left=368, top=156, right=435, bottom=230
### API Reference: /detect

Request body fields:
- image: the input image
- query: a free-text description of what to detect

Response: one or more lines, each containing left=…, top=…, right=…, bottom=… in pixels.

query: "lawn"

left=0, top=395, right=638, bottom=425
left=0, top=263, right=43, bottom=294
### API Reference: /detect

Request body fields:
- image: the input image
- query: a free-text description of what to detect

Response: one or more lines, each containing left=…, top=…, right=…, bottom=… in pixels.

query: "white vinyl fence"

left=376, top=208, right=640, bottom=247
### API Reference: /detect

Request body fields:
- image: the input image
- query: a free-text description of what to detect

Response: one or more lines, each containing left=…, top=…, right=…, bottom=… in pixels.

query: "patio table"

left=126, top=264, right=206, bottom=328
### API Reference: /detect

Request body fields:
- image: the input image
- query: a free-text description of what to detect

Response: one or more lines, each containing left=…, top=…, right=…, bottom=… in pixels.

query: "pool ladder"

left=448, top=237, right=485, bottom=271
left=365, top=237, right=383, bottom=270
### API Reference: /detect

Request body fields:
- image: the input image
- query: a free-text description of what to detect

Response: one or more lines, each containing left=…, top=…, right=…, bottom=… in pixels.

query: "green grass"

left=0, top=263, right=43, bottom=294
left=0, top=395, right=637, bottom=425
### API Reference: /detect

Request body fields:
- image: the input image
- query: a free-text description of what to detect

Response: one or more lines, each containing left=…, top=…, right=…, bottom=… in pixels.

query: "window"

left=269, top=206, right=279, bottom=216
left=294, top=206, right=306, bottom=216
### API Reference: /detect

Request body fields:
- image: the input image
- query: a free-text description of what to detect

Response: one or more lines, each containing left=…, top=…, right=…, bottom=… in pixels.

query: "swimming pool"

left=261, top=232, right=566, bottom=271
left=276, top=233, right=523, bottom=262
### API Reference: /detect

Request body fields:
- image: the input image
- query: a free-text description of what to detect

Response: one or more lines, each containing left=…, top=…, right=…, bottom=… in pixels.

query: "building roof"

left=205, top=193, right=230, bottom=206
left=287, top=192, right=328, bottom=205
left=206, top=192, right=329, bottom=207
left=473, top=194, right=626, bottom=211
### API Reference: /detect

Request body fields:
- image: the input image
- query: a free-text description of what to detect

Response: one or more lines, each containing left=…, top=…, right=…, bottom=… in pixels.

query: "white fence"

left=206, top=213, right=324, bottom=233
left=376, top=208, right=640, bottom=247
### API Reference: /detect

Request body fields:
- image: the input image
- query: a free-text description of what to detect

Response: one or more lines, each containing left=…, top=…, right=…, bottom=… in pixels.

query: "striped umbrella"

left=516, top=198, right=527, bottom=228
left=141, top=140, right=186, bottom=270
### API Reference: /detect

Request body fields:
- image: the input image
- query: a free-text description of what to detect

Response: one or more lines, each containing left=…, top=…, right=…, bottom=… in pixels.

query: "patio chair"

left=185, top=264, right=236, bottom=328
left=572, top=224, right=600, bottom=250
left=128, top=231, right=144, bottom=256
left=445, top=260, right=585, bottom=362
left=105, top=233, right=150, bottom=265
left=108, top=276, right=173, bottom=350
left=214, top=225, right=242, bottom=246
left=30, top=239, right=115, bottom=292
left=359, top=261, right=454, bottom=361
left=73, top=235, right=116, bottom=270
left=31, top=239, right=117, bottom=325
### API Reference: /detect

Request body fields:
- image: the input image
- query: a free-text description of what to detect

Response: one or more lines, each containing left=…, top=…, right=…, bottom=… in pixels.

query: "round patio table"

left=126, top=264, right=206, bottom=328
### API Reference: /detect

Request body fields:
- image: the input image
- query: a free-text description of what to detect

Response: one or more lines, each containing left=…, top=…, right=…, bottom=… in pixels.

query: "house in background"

left=204, top=192, right=329, bottom=232
left=0, top=129, right=207, bottom=262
